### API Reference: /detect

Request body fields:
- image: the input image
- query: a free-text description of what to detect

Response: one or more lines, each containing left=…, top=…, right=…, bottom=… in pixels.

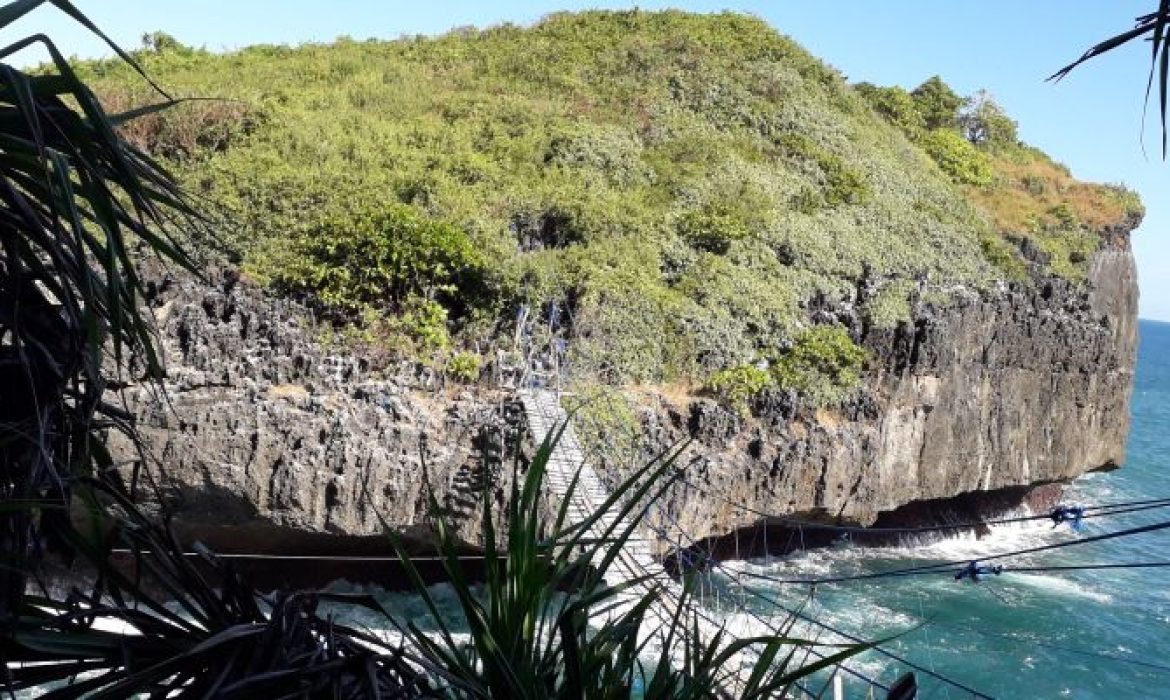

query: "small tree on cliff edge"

left=911, top=75, right=964, bottom=130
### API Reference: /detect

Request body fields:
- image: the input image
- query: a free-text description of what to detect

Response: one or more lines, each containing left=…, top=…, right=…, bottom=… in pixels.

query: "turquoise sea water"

left=732, top=319, right=1170, bottom=698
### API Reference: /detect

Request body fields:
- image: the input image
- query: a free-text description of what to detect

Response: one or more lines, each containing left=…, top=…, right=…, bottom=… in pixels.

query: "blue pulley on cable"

left=954, top=560, right=1003, bottom=583
left=1050, top=505, right=1085, bottom=531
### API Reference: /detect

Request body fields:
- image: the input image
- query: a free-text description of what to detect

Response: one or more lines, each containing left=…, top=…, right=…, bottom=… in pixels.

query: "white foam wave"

left=1003, top=573, right=1113, bottom=604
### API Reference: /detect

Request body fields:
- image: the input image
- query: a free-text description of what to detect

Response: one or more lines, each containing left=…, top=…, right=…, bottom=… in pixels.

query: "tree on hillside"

left=959, top=90, right=1019, bottom=151
left=140, top=30, right=186, bottom=53
left=854, top=82, right=926, bottom=136
left=910, top=75, right=963, bottom=130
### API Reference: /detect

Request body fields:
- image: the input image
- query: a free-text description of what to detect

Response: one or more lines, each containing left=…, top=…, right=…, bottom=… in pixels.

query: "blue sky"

left=13, top=1, right=1168, bottom=319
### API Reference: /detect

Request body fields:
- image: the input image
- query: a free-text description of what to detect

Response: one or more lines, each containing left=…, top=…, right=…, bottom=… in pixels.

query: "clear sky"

left=11, top=1, right=1167, bottom=319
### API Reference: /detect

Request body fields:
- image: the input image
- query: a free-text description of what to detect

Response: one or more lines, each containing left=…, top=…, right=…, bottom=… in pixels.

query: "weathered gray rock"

left=118, top=222, right=1139, bottom=551
left=117, top=265, right=517, bottom=547
left=618, top=225, right=1139, bottom=541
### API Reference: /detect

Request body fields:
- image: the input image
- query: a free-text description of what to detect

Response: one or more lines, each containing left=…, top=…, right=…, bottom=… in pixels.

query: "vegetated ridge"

left=81, top=11, right=1142, bottom=412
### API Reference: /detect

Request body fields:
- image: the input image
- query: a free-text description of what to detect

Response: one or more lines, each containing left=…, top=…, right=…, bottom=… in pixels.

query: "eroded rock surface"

left=117, top=265, right=517, bottom=548
left=119, top=224, right=1138, bottom=550
left=620, top=225, right=1138, bottom=541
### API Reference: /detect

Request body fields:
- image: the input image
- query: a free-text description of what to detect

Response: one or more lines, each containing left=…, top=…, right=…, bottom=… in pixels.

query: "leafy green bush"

left=544, top=123, right=649, bottom=186
left=919, top=128, right=994, bottom=187
left=770, top=326, right=867, bottom=405
left=706, top=364, right=772, bottom=413
left=398, top=298, right=451, bottom=353
left=959, top=90, right=1019, bottom=151
left=677, top=201, right=752, bottom=254
left=1035, top=228, right=1100, bottom=280
left=446, top=351, right=483, bottom=383
left=1046, top=202, right=1079, bottom=230
left=854, top=82, right=925, bottom=137
left=777, top=133, right=870, bottom=207
left=910, top=75, right=963, bottom=130
left=260, top=203, right=485, bottom=320
left=863, top=279, right=916, bottom=329
left=563, top=385, right=642, bottom=460
left=979, top=233, right=1028, bottom=280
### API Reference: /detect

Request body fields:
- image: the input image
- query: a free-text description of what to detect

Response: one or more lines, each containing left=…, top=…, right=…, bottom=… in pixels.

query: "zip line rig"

left=561, top=382, right=1170, bottom=698
left=515, top=300, right=1169, bottom=696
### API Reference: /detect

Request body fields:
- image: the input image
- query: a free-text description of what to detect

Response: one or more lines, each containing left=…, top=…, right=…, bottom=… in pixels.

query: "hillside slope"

left=86, top=11, right=1138, bottom=398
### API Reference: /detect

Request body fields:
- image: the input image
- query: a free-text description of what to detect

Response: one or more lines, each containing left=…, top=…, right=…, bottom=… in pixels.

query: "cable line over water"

left=749, top=517, right=1170, bottom=585
left=566, top=392, right=994, bottom=697
left=542, top=332, right=1165, bottom=697
left=570, top=453, right=977, bottom=694
left=630, top=484, right=988, bottom=698
left=647, top=468, right=1170, bottom=692
left=669, top=471, right=1170, bottom=536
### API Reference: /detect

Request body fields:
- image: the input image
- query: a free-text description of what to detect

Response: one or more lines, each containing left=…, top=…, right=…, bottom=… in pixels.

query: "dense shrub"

left=854, top=82, right=925, bottom=137
left=777, top=133, right=870, bottom=207
left=919, top=128, right=994, bottom=187
left=979, top=233, right=1028, bottom=280
left=770, top=326, right=867, bottom=406
left=544, top=124, right=649, bottom=186
left=706, top=364, right=771, bottom=414
left=910, top=75, right=963, bottom=130
left=260, top=203, right=485, bottom=320
left=863, top=279, right=917, bottom=329
left=446, top=351, right=483, bottom=382
left=398, top=298, right=452, bottom=353
left=102, top=88, right=257, bottom=160
left=563, top=385, right=641, bottom=460
left=677, top=202, right=752, bottom=254
left=960, top=91, right=1019, bottom=151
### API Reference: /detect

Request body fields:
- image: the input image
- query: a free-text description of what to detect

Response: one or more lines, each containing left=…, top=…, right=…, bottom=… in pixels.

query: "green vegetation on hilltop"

left=855, top=77, right=1143, bottom=281
left=80, top=11, right=1140, bottom=407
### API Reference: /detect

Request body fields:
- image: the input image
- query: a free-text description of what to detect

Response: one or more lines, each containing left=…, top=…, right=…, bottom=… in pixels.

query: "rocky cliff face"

left=618, top=224, right=1139, bottom=545
left=119, top=223, right=1139, bottom=550
left=117, top=265, right=519, bottom=549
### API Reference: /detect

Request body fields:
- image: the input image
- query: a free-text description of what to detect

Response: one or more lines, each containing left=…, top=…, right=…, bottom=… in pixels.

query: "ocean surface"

left=726, top=318, right=1170, bottom=699
left=342, top=320, right=1170, bottom=699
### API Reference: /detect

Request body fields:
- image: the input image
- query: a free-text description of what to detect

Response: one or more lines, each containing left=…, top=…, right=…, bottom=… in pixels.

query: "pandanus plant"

left=0, top=0, right=201, bottom=617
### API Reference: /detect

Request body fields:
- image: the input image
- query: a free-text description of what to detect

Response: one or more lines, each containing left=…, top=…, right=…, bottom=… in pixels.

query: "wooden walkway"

left=518, top=389, right=659, bottom=585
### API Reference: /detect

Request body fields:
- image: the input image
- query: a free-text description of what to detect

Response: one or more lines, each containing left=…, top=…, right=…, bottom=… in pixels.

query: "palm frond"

left=1051, top=2, right=1170, bottom=156
left=377, top=423, right=870, bottom=698
left=4, top=477, right=433, bottom=699
left=0, top=0, right=208, bottom=616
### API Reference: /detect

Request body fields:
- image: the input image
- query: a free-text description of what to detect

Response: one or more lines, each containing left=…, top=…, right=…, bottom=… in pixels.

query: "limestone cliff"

left=118, top=216, right=1138, bottom=551
left=621, top=220, right=1139, bottom=544
left=117, top=265, right=519, bottom=547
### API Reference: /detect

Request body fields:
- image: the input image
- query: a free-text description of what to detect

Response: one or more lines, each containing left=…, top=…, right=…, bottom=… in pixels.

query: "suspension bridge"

left=519, top=387, right=766, bottom=697
left=518, top=386, right=904, bottom=699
